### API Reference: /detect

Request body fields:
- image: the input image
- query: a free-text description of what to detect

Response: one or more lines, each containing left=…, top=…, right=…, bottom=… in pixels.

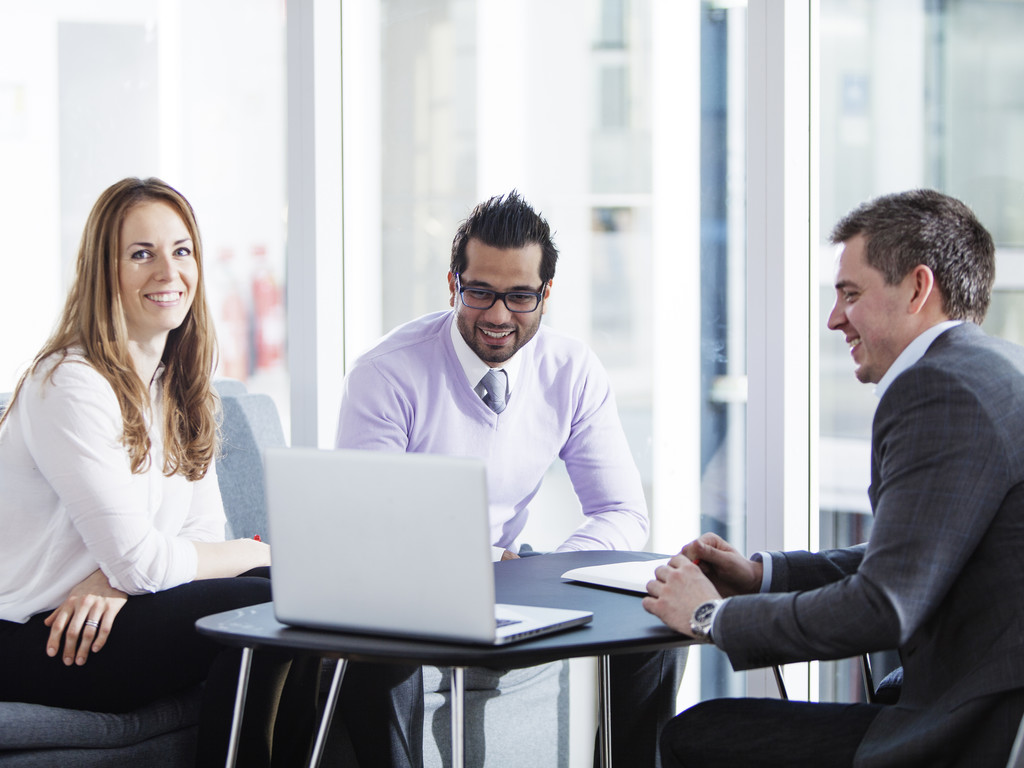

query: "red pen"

left=253, top=534, right=261, bottom=542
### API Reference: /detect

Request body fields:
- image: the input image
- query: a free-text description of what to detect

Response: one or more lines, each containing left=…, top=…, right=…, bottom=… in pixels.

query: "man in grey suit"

left=644, top=189, right=1024, bottom=767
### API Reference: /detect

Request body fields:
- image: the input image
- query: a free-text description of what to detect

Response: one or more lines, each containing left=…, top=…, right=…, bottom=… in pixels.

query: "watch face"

left=694, top=602, right=717, bottom=622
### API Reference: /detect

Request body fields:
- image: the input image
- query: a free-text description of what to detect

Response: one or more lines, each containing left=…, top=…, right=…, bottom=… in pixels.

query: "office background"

left=2, top=0, right=1023, bottom=725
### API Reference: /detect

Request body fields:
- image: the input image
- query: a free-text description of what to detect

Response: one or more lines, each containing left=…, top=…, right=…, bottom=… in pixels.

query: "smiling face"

left=827, top=234, right=925, bottom=384
left=117, top=200, right=198, bottom=352
left=448, top=238, right=551, bottom=366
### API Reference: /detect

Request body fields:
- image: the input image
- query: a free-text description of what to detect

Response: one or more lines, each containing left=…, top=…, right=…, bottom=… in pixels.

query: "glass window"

left=0, top=0, right=289, bottom=430
left=344, top=0, right=748, bottom=705
left=817, top=0, right=1024, bottom=702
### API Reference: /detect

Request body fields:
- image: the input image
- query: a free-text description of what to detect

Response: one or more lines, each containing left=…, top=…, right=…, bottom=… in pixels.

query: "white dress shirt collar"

left=874, top=319, right=963, bottom=399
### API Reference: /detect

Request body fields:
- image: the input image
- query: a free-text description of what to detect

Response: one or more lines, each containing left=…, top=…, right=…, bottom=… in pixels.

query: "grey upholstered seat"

left=0, top=691, right=202, bottom=768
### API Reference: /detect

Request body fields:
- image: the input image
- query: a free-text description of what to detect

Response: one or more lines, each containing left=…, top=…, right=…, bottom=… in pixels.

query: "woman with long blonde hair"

left=0, top=177, right=317, bottom=766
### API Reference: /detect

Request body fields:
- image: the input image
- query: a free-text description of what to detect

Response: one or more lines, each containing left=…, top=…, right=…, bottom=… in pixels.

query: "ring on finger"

left=84, top=619, right=101, bottom=629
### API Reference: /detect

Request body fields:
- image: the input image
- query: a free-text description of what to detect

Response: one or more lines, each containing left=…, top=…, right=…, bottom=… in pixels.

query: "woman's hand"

left=44, top=569, right=127, bottom=666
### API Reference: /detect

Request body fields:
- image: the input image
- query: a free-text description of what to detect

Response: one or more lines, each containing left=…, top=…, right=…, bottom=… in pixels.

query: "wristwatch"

left=690, top=599, right=724, bottom=643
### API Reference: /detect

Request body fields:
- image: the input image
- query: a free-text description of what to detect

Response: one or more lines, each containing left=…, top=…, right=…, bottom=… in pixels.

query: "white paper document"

left=561, top=558, right=671, bottom=594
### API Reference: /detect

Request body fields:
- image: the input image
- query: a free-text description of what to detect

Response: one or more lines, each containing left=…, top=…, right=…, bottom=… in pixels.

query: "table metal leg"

left=451, top=666, right=466, bottom=768
left=598, top=654, right=612, bottom=768
left=308, top=658, right=347, bottom=768
left=225, top=646, right=254, bottom=768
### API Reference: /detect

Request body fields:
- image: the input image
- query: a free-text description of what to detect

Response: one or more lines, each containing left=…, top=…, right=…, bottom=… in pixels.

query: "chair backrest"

left=216, top=391, right=287, bottom=540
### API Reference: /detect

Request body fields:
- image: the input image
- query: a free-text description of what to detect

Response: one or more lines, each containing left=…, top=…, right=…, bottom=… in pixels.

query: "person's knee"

left=660, top=699, right=733, bottom=767
left=216, top=572, right=273, bottom=603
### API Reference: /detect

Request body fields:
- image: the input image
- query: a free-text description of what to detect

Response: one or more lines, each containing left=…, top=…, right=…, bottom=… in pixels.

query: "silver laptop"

left=263, top=447, right=592, bottom=645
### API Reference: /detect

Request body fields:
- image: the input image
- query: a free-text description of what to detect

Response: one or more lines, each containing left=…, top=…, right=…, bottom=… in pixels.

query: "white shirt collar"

left=874, top=319, right=963, bottom=399
left=448, top=311, right=522, bottom=394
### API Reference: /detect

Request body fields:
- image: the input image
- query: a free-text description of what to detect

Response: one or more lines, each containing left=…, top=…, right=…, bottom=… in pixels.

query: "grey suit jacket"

left=714, top=322, right=1024, bottom=766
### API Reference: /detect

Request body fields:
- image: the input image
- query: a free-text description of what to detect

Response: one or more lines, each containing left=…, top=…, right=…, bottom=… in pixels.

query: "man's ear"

left=540, top=280, right=553, bottom=315
left=447, top=271, right=457, bottom=308
left=907, top=265, right=936, bottom=315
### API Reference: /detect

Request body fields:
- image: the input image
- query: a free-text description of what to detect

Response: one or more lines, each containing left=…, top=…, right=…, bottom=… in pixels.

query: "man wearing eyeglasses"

left=334, top=191, right=684, bottom=767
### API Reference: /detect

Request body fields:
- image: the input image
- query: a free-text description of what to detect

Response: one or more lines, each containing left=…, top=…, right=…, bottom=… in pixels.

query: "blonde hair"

left=2, top=177, right=219, bottom=481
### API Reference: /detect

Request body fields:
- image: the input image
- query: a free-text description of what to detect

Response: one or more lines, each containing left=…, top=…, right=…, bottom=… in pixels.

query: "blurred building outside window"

left=817, top=0, right=1024, bottom=703
left=0, top=0, right=289, bottom=431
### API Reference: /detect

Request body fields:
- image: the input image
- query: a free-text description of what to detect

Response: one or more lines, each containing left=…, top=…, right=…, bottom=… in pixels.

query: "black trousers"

left=337, top=647, right=688, bottom=768
left=661, top=689, right=1024, bottom=768
left=0, top=568, right=320, bottom=767
left=660, top=698, right=884, bottom=768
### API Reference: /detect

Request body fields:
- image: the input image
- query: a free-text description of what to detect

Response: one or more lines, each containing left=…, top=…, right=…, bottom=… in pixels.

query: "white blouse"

left=0, top=352, right=226, bottom=623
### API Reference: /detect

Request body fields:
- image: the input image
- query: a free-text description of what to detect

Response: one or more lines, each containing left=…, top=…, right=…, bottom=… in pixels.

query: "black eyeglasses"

left=455, top=274, right=545, bottom=313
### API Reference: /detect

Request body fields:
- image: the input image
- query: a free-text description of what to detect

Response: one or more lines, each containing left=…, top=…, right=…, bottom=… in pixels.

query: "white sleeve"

left=178, top=458, right=228, bottom=543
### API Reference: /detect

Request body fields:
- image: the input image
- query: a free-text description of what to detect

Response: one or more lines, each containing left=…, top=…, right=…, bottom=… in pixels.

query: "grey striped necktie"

left=479, top=369, right=508, bottom=413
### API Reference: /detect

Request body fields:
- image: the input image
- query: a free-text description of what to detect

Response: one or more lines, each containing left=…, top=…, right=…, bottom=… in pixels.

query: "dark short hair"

left=450, top=190, right=558, bottom=284
left=829, top=189, right=995, bottom=323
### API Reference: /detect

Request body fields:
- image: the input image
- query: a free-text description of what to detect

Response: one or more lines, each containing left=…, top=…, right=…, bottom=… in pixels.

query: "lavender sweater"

left=335, top=311, right=649, bottom=552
